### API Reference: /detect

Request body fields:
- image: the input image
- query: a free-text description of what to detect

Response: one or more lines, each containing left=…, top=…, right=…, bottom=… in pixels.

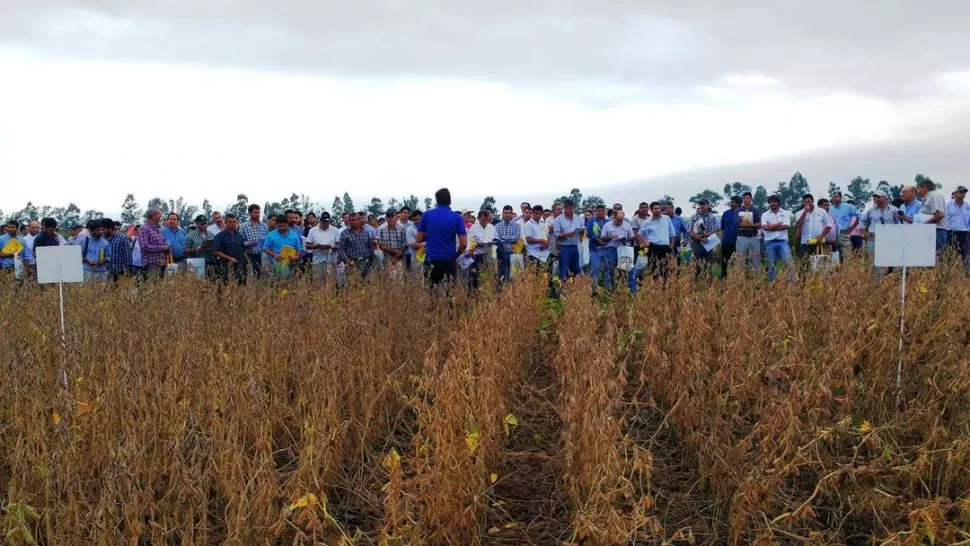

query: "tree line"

left=0, top=172, right=932, bottom=228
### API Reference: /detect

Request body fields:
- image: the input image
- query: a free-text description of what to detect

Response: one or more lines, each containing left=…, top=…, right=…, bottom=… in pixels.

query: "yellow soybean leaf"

left=51, top=409, right=62, bottom=425
left=280, top=289, right=288, bottom=297
left=288, top=493, right=319, bottom=511
left=76, top=401, right=93, bottom=416
left=859, top=420, right=873, bottom=434
left=489, top=473, right=498, bottom=484
left=465, top=425, right=481, bottom=454
left=918, top=285, right=928, bottom=294
left=487, top=527, right=500, bottom=536
left=503, top=413, right=519, bottom=435
left=383, top=448, right=401, bottom=470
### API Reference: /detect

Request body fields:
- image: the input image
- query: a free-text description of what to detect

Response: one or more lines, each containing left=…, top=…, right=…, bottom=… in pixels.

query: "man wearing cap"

left=416, top=188, right=467, bottom=286
left=553, top=198, right=586, bottom=281
left=944, top=185, right=970, bottom=268
left=829, top=191, right=860, bottom=263
left=306, top=212, right=339, bottom=284
left=860, top=190, right=900, bottom=279
left=185, top=214, right=217, bottom=278
left=212, top=213, right=248, bottom=284
left=379, top=209, right=408, bottom=273
left=917, top=178, right=948, bottom=251
left=688, top=199, right=720, bottom=278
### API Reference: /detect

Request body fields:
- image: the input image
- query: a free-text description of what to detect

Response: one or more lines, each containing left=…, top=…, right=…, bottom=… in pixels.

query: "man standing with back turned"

left=416, top=188, right=467, bottom=286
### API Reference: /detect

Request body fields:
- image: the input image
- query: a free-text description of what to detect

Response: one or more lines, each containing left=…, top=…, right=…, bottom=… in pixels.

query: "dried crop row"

left=0, top=275, right=468, bottom=544
left=630, top=261, right=970, bottom=544
left=555, top=282, right=659, bottom=544
left=389, top=275, right=546, bottom=544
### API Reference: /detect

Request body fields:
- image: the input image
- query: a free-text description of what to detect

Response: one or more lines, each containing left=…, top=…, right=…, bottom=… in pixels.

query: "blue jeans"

left=937, top=229, right=949, bottom=252
left=589, top=247, right=613, bottom=290
left=558, top=244, right=581, bottom=281
left=765, top=240, right=794, bottom=282
left=497, top=250, right=512, bottom=282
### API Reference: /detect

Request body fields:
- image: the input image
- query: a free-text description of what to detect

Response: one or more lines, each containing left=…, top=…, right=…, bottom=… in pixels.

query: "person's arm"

left=457, top=234, right=468, bottom=256
left=929, top=200, right=945, bottom=224
left=262, top=235, right=278, bottom=260
left=817, top=213, right=833, bottom=240
left=846, top=207, right=860, bottom=233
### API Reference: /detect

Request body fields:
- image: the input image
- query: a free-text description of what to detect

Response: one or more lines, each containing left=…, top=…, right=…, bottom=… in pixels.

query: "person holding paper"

left=860, top=189, right=900, bottom=280
left=586, top=204, right=610, bottom=290
left=601, top=210, right=635, bottom=292
left=552, top=198, right=586, bottom=281
left=185, top=215, right=217, bottom=278
left=688, top=199, right=720, bottom=278
left=494, top=206, right=520, bottom=283
left=306, top=212, right=339, bottom=284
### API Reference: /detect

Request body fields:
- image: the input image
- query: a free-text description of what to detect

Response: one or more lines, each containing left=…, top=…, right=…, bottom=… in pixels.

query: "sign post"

left=35, top=246, right=84, bottom=343
left=873, top=224, right=936, bottom=393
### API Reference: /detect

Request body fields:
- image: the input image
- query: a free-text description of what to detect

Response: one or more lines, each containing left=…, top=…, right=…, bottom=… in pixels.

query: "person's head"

left=595, top=204, right=607, bottom=219
left=612, top=203, right=623, bottom=214
left=318, top=212, right=332, bottom=228
left=340, top=212, right=349, bottom=224
left=562, top=199, right=575, bottom=216
left=477, top=210, right=489, bottom=225
left=818, top=198, right=830, bottom=212
left=531, top=204, right=543, bottom=220
left=584, top=210, right=592, bottom=221
left=211, top=211, right=224, bottom=226
left=741, top=192, right=753, bottom=208
left=305, top=212, right=316, bottom=225
left=552, top=202, right=563, bottom=216
left=612, top=210, right=625, bottom=225
left=520, top=202, right=531, bottom=215
left=18, top=224, right=27, bottom=236
left=435, top=188, right=452, bottom=207
left=802, top=194, right=815, bottom=210
left=165, top=212, right=180, bottom=229
left=675, top=206, right=683, bottom=216
left=463, top=210, right=474, bottom=224
left=502, top=205, right=514, bottom=222
left=917, top=178, right=935, bottom=197
left=398, top=207, right=411, bottom=223
left=267, top=215, right=277, bottom=230
left=872, top=190, right=889, bottom=207
left=69, top=225, right=82, bottom=236
left=411, top=210, right=422, bottom=222
left=768, top=195, right=781, bottom=211
left=225, top=213, right=239, bottom=231
left=248, top=204, right=261, bottom=221
left=27, top=221, right=40, bottom=235
left=367, top=213, right=378, bottom=227
left=285, top=209, right=298, bottom=226
left=41, top=217, right=58, bottom=237
left=386, top=209, right=398, bottom=227
left=664, top=203, right=675, bottom=216
left=276, top=214, right=289, bottom=232
left=650, top=201, right=662, bottom=217
left=697, top=199, right=710, bottom=214
left=194, top=214, right=208, bottom=231
left=3, top=220, right=17, bottom=236
left=86, top=219, right=104, bottom=238
left=729, top=196, right=741, bottom=209
left=146, top=208, right=162, bottom=225
left=638, top=201, right=649, bottom=216
left=954, top=185, right=968, bottom=203
left=100, top=218, right=114, bottom=237
left=831, top=191, right=843, bottom=206
left=901, top=185, right=917, bottom=202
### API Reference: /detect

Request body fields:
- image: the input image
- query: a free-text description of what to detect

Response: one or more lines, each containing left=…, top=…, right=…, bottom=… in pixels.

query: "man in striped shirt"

left=138, top=208, right=171, bottom=280
left=239, top=204, right=267, bottom=279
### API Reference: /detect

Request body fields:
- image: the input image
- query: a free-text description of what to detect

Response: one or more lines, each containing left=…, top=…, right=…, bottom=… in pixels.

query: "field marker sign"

left=35, top=245, right=83, bottom=342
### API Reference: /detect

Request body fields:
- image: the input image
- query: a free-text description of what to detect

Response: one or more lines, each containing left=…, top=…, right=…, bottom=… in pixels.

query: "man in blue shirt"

left=0, top=220, right=31, bottom=275
left=828, top=191, right=860, bottom=262
left=586, top=204, right=610, bottom=290
left=553, top=198, right=586, bottom=281
left=81, top=218, right=111, bottom=283
left=161, top=212, right=187, bottom=270
left=262, top=214, right=305, bottom=278
left=416, top=188, right=467, bottom=286
left=719, top=196, right=741, bottom=277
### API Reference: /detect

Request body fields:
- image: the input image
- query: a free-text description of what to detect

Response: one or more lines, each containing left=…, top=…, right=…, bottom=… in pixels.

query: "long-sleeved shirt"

left=107, top=232, right=132, bottom=275
left=669, top=214, right=688, bottom=242
left=185, top=228, right=216, bottom=263
left=586, top=217, right=609, bottom=252
left=138, top=222, right=169, bottom=266
left=468, top=222, right=497, bottom=255
left=494, top=220, right=520, bottom=253
left=161, top=226, right=187, bottom=260
left=945, top=201, right=970, bottom=232
left=720, top=208, right=740, bottom=245
left=239, top=219, right=268, bottom=256
left=642, top=215, right=676, bottom=246
left=339, top=228, right=375, bottom=262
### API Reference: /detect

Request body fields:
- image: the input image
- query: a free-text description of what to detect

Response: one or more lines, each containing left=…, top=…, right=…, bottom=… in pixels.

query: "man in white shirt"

left=601, top=210, right=635, bottom=292
left=523, top=205, right=551, bottom=266
left=794, top=193, right=833, bottom=259
left=762, top=195, right=795, bottom=283
left=466, top=210, right=498, bottom=289
left=305, top=212, right=339, bottom=284
left=917, top=178, right=948, bottom=252
left=207, top=211, right=225, bottom=237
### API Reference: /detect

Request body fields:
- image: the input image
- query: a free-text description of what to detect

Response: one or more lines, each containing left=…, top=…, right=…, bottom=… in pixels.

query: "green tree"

left=342, top=193, right=355, bottom=215
left=845, top=176, right=872, bottom=205
left=120, top=193, right=142, bottom=225
left=366, top=197, right=385, bottom=217
left=387, top=197, right=400, bottom=211
left=13, top=202, right=39, bottom=223
left=914, top=173, right=930, bottom=186
left=401, top=195, right=419, bottom=211
left=52, top=203, right=81, bottom=227
left=752, top=186, right=768, bottom=210
left=479, top=196, right=497, bottom=214
left=146, top=197, right=169, bottom=216
left=201, top=199, right=213, bottom=219
left=581, top=195, right=605, bottom=211
left=688, top=189, right=723, bottom=208
left=168, top=197, right=197, bottom=228
left=827, top=182, right=842, bottom=198
left=226, top=194, right=249, bottom=219
left=661, top=194, right=675, bottom=206
left=330, top=196, right=344, bottom=226
left=423, top=197, right=433, bottom=211
left=81, top=209, right=104, bottom=222
left=723, top=182, right=751, bottom=197
left=876, top=180, right=903, bottom=202
left=775, top=171, right=811, bottom=211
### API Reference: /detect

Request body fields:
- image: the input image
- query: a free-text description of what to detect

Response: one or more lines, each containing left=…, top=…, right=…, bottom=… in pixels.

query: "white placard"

left=35, top=245, right=84, bottom=284
left=873, top=224, right=937, bottom=268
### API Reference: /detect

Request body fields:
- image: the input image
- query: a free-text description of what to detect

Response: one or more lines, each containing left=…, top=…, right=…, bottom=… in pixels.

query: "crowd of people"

left=1, top=179, right=968, bottom=290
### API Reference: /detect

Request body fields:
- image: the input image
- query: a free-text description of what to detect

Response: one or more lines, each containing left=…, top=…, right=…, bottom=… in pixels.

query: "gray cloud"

left=3, top=1, right=969, bottom=101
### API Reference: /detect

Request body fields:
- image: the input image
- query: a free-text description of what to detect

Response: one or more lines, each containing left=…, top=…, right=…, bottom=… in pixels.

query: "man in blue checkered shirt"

left=494, top=205, right=520, bottom=282
left=239, top=204, right=267, bottom=278
left=104, top=219, right=132, bottom=282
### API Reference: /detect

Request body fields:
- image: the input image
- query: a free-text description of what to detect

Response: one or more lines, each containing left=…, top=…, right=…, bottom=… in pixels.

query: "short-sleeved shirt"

left=586, top=217, right=609, bottom=251
left=829, top=203, right=861, bottom=232
left=523, top=219, right=550, bottom=262
left=185, top=228, right=216, bottom=262
left=212, top=229, right=247, bottom=262
left=262, top=228, right=303, bottom=255
left=378, top=224, right=408, bottom=252
left=736, top=206, right=762, bottom=237
left=602, top=220, right=634, bottom=248
left=417, top=205, right=466, bottom=261
left=340, top=228, right=375, bottom=261
left=794, top=207, right=832, bottom=244
left=162, top=226, right=187, bottom=260
left=919, top=190, right=947, bottom=229
left=553, top=213, right=586, bottom=246
left=239, top=220, right=268, bottom=255
left=307, top=225, right=339, bottom=264
left=629, top=213, right=650, bottom=237
left=945, top=201, right=970, bottom=232
left=81, top=236, right=111, bottom=273
left=689, top=213, right=719, bottom=237
left=860, top=205, right=900, bottom=238
left=468, top=222, right=497, bottom=255
left=643, top=215, right=675, bottom=246
left=761, top=209, right=792, bottom=242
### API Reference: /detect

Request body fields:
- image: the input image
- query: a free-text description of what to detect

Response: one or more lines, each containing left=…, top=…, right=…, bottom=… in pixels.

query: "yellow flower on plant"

left=288, top=493, right=319, bottom=511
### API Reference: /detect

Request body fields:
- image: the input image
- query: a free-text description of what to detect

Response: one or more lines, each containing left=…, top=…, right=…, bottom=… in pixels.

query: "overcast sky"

left=2, top=1, right=968, bottom=214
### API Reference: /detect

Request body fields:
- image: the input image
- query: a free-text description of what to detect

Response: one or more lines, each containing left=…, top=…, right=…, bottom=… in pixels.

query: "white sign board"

left=35, top=245, right=84, bottom=284
left=873, top=224, right=937, bottom=268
